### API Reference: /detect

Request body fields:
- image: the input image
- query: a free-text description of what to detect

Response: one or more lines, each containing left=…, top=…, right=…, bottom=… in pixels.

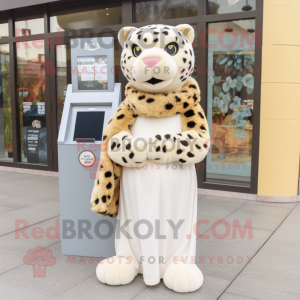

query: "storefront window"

left=50, top=3, right=122, bottom=32
left=135, top=0, right=198, bottom=22
left=206, top=20, right=256, bottom=187
left=0, top=44, right=13, bottom=162
left=208, top=0, right=256, bottom=15
left=55, top=40, right=120, bottom=132
left=191, top=24, right=197, bottom=80
left=0, top=21, right=9, bottom=38
left=15, top=16, right=44, bottom=36
left=16, top=40, right=47, bottom=165
left=56, top=45, right=71, bottom=133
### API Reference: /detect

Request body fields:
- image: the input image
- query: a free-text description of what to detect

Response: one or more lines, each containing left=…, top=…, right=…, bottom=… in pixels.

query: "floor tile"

left=0, top=243, right=97, bottom=299
left=0, top=201, right=60, bottom=236
left=219, top=292, right=256, bottom=300
left=226, top=282, right=300, bottom=300
left=247, top=200, right=298, bottom=209
left=196, top=228, right=272, bottom=282
left=197, top=196, right=247, bottom=234
left=0, top=193, right=58, bottom=210
left=225, top=203, right=291, bottom=231
left=227, top=206, right=300, bottom=296
left=265, top=207, right=300, bottom=246
left=133, top=274, right=230, bottom=300
left=54, top=274, right=147, bottom=300
left=0, top=217, right=60, bottom=274
left=0, top=205, right=17, bottom=214
left=0, top=173, right=59, bottom=198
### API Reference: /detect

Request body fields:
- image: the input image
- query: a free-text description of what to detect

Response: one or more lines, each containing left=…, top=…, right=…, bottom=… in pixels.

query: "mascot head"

left=118, top=24, right=195, bottom=93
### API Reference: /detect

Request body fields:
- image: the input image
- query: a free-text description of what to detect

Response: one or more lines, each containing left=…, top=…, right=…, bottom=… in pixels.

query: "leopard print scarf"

left=90, top=77, right=208, bottom=217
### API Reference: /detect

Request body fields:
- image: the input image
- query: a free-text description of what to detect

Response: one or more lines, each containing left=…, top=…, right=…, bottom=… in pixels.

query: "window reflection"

left=135, top=0, right=198, bottom=22
left=15, top=16, right=44, bottom=36
left=50, top=3, right=122, bottom=32
left=0, top=21, right=9, bottom=38
left=17, top=40, right=47, bottom=165
left=56, top=45, right=71, bottom=132
left=206, top=20, right=256, bottom=187
left=208, top=0, right=256, bottom=15
left=191, top=24, right=197, bottom=80
left=0, top=44, right=13, bottom=162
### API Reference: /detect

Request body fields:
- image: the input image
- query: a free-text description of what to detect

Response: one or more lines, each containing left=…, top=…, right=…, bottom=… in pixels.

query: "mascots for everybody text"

left=90, top=24, right=210, bottom=293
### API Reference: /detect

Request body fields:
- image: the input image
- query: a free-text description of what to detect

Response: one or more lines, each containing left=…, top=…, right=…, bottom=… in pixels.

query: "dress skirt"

left=115, top=114, right=198, bottom=285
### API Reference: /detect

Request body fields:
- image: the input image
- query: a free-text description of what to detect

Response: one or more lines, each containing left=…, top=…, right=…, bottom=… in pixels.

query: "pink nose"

left=143, top=57, right=161, bottom=68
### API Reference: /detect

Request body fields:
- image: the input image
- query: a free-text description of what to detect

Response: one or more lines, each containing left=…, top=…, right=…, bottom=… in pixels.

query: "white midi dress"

left=115, top=114, right=198, bottom=285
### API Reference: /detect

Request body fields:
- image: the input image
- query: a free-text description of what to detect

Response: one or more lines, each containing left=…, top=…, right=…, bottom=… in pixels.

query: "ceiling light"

left=242, top=0, right=252, bottom=11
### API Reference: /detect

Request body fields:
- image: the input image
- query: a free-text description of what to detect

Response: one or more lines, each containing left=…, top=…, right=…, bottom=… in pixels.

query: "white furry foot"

left=163, top=262, right=203, bottom=293
left=96, top=256, right=137, bottom=285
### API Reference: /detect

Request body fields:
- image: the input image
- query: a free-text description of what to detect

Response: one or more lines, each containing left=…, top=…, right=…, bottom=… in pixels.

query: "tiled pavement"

left=0, top=170, right=299, bottom=300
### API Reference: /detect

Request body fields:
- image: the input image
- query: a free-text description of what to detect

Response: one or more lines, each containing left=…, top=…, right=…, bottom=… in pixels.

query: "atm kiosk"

left=58, top=37, right=121, bottom=257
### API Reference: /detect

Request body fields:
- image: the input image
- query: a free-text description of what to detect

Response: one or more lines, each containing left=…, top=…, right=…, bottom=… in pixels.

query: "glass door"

left=55, top=44, right=71, bottom=134
left=205, top=20, right=256, bottom=188
left=0, top=43, right=13, bottom=162
left=16, top=40, right=48, bottom=165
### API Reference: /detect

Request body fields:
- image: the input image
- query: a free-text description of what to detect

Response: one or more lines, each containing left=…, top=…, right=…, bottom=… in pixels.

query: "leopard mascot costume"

left=91, top=24, right=210, bottom=293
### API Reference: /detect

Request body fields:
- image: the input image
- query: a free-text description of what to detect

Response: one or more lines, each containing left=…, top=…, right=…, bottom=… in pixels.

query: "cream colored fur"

left=163, top=262, right=204, bottom=293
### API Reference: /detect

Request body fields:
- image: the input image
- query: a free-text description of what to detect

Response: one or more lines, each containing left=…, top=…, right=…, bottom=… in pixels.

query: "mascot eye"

left=165, top=42, right=179, bottom=56
left=132, top=44, right=142, bottom=57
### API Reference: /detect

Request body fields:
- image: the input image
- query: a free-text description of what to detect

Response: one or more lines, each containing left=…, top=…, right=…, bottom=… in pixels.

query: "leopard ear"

left=175, top=24, right=195, bottom=43
left=118, top=27, right=138, bottom=48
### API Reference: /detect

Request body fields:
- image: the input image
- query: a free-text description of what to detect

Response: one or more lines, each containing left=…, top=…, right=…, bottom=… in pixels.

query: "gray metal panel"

left=58, top=144, right=117, bottom=257
left=58, top=82, right=121, bottom=257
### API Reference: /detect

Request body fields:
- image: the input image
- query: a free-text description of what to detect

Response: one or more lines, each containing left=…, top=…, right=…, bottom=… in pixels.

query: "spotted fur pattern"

left=119, top=24, right=195, bottom=93
left=91, top=77, right=209, bottom=217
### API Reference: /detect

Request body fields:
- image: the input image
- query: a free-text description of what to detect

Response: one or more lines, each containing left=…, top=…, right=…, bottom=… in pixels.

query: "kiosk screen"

left=73, top=111, right=105, bottom=141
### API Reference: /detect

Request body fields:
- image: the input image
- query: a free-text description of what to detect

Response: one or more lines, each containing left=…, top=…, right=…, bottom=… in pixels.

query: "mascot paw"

left=163, top=262, right=203, bottom=293
left=96, top=256, right=137, bottom=285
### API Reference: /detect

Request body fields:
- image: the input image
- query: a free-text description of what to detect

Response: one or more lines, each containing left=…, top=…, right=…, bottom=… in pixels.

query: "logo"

left=32, top=120, right=41, bottom=128
left=23, top=246, right=56, bottom=277
left=84, top=42, right=100, bottom=51
left=78, top=150, right=96, bottom=167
